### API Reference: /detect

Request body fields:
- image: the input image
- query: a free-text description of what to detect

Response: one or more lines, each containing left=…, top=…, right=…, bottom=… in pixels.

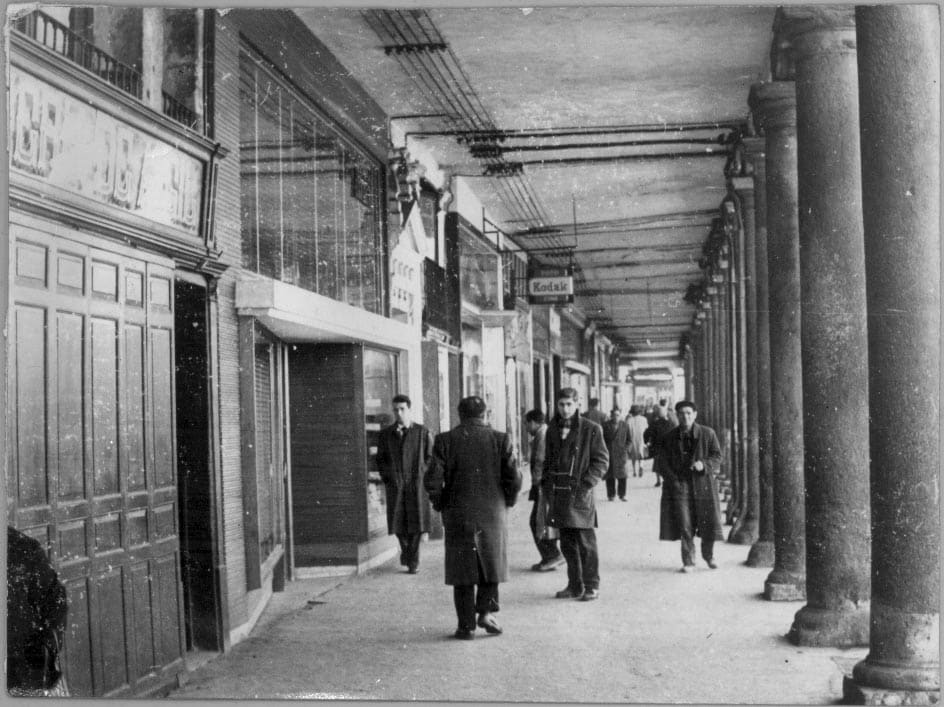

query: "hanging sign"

left=528, top=266, right=574, bottom=305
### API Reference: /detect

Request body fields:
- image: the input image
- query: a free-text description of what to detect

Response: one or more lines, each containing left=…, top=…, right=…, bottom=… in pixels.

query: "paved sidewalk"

left=168, top=471, right=866, bottom=703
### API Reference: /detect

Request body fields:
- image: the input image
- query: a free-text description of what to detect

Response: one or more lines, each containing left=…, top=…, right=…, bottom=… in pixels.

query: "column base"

left=746, top=539, right=775, bottom=567
left=728, top=517, right=759, bottom=545
left=852, top=655, right=940, bottom=693
left=843, top=677, right=939, bottom=705
left=789, top=603, right=870, bottom=647
left=764, top=568, right=806, bottom=601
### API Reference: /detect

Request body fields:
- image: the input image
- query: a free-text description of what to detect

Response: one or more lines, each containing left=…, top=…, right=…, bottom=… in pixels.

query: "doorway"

left=174, top=277, right=223, bottom=651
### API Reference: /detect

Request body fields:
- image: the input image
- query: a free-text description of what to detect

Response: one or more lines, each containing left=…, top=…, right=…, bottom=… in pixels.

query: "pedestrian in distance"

left=659, top=400, right=724, bottom=572
left=425, top=396, right=521, bottom=640
left=582, top=397, right=607, bottom=427
left=644, top=403, right=675, bottom=488
left=7, top=526, right=69, bottom=697
left=376, top=394, right=435, bottom=574
left=626, top=405, right=649, bottom=477
left=543, top=388, right=608, bottom=601
left=602, top=407, right=631, bottom=501
left=525, top=409, right=564, bottom=571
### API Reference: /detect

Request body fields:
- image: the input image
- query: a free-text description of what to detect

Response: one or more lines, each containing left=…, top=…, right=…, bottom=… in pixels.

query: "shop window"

left=239, top=46, right=385, bottom=315
left=459, top=229, right=500, bottom=310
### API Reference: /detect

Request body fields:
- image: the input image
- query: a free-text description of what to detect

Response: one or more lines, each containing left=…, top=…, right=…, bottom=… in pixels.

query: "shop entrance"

left=174, top=278, right=224, bottom=652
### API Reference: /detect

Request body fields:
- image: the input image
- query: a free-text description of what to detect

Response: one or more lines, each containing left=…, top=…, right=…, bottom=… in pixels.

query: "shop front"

left=8, top=20, right=226, bottom=695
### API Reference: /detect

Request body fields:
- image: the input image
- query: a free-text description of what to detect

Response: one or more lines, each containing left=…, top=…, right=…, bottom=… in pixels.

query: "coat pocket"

left=573, top=485, right=592, bottom=510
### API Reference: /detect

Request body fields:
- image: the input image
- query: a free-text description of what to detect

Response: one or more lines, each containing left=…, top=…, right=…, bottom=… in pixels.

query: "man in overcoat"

left=425, top=396, right=521, bottom=639
left=659, top=400, right=725, bottom=572
left=542, top=388, right=609, bottom=601
left=525, top=409, right=563, bottom=571
left=376, top=394, right=434, bottom=574
left=644, top=403, right=676, bottom=488
left=602, top=406, right=631, bottom=501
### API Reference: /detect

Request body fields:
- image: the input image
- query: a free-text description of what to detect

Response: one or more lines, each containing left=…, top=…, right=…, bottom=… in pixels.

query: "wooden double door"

left=9, top=221, right=185, bottom=696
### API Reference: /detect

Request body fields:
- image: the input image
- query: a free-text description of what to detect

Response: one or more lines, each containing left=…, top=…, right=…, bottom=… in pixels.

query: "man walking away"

left=376, top=394, right=434, bottom=574
left=602, top=407, right=631, bottom=501
left=644, top=404, right=675, bottom=488
left=425, top=397, right=521, bottom=639
left=626, top=405, right=649, bottom=477
left=659, top=400, right=724, bottom=572
left=543, top=388, right=608, bottom=601
left=583, top=397, right=607, bottom=427
left=525, top=410, right=564, bottom=571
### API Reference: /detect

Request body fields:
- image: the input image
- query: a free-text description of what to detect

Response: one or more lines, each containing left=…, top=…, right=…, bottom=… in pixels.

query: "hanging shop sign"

left=528, top=266, right=574, bottom=305
left=9, top=66, right=203, bottom=236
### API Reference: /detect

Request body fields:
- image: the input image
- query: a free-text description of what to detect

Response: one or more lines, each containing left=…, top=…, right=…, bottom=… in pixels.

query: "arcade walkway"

left=168, top=470, right=866, bottom=703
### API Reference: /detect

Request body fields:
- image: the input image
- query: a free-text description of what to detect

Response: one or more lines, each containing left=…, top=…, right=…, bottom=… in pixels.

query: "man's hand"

left=692, top=460, right=705, bottom=472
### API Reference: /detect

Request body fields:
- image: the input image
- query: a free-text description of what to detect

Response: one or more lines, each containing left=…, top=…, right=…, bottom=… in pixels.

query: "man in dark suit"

left=659, top=400, right=724, bottom=572
left=425, top=397, right=521, bottom=639
left=543, top=388, right=609, bottom=601
left=376, top=394, right=434, bottom=574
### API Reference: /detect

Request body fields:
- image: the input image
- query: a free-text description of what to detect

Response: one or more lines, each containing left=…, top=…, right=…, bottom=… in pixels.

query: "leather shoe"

left=537, top=555, right=565, bottom=571
left=476, top=613, right=503, bottom=635
left=579, top=588, right=599, bottom=601
left=530, top=561, right=545, bottom=571
left=407, top=565, right=418, bottom=574
left=705, top=559, right=718, bottom=569
left=453, top=628, right=475, bottom=640
left=619, top=496, right=627, bottom=502
left=679, top=565, right=695, bottom=573
left=555, top=587, right=582, bottom=599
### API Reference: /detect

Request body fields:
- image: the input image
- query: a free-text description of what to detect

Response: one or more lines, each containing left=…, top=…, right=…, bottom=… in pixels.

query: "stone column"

left=740, top=139, right=775, bottom=566
left=749, top=80, right=806, bottom=601
left=781, top=5, right=870, bottom=648
left=729, top=173, right=760, bottom=547
left=847, top=6, right=940, bottom=702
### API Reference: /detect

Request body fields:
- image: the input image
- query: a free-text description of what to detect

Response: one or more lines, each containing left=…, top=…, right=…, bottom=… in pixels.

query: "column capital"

left=773, top=6, right=857, bottom=73
left=749, top=81, right=796, bottom=134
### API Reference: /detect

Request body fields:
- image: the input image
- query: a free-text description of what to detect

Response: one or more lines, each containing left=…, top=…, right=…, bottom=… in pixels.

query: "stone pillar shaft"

left=849, top=5, right=940, bottom=699
left=750, top=80, right=806, bottom=601
left=731, top=182, right=760, bottom=546
left=740, top=141, right=775, bottom=566
left=786, top=5, right=871, bottom=647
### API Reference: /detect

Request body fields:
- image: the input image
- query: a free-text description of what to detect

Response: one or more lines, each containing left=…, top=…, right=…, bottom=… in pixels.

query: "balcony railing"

left=13, top=10, right=199, bottom=132
left=501, top=250, right=529, bottom=310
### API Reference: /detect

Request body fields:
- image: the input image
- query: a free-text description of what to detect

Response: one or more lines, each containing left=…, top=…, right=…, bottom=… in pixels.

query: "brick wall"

left=210, top=10, right=248, bottom=630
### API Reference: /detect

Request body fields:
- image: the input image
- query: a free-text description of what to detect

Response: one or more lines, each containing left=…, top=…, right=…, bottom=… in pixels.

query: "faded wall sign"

left=10, top=67, right=203, bottom=235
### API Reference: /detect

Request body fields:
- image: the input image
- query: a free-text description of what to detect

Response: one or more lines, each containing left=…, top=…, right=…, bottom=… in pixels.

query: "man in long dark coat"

left=376, top=394, right=434, bottom=574
left=425, top=396, right=521, bottom=639
left=602, top=406, right=631, bottom=501
left=659, top=400, right=724, bottom=572
left=7, top=526, right=68, bottom=695
left=542, top=388, right=609, bottom=601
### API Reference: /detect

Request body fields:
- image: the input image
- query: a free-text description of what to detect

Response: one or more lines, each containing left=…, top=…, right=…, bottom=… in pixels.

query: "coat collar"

left=460, top=418, right=488, bottom=427
left=678, top=422, right=702, bottom=438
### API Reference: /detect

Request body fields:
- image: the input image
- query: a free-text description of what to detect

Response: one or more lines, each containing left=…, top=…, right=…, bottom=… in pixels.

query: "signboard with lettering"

left=528, top=266, right=574, bottom=305
left=9, top=66, right=203, bottom=236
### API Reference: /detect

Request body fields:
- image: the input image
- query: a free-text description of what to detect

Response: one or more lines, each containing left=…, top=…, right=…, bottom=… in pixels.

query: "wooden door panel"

left=63, top=577, right=93, bottom=697
left=56, top=311, right=85, bottom=499
left=130, top=560, right=156, bottom=674
left=93, top=567, right=129, bottom=693
left=14, top=304, right=48, bottom=507
left=10, top=225, right=184, bottom=696
left=91, top=316, right=120, bottom=496
left=152, top=555, right=183, bottom=666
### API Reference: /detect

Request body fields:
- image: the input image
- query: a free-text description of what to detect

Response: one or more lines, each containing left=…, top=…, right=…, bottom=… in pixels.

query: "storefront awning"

left=236, top=276, right=417, bottom=349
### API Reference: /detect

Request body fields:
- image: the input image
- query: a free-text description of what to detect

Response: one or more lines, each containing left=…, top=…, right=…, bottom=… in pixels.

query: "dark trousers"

left=529, top=500, right=561, bottom=562
left=452, top=558, right=499, bottom=631
left=397, top=533, right=421, bottom=569
left=674, top=480, right=714, bottom=566
left=605, top=477, right=627, bottom=499
left=559, top=527, right=599, bottom=592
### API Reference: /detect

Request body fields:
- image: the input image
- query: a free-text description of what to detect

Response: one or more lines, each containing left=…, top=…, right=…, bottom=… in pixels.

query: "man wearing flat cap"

left=659, top=400, right=724, bottom=572
left=425, top=396, right=521, bottom=640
